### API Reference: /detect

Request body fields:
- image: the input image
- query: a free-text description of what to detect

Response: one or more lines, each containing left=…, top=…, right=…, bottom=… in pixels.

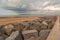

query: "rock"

left=22, top=30, right=38, bottom=40
left=42, top=21, right=48, bottom=26
left=38, top=16, right=57, bottom=29
left=0, top=36, right=4, bottom=40
left=0, top=29, right=2, bottom=36
left=13, top=22, right=25, bottom=31
left=47, top=20, right=55, bottom=29
left=20, top=21, right=30, bottom=30
left=40, top=24, right=48, bottom=30
left=28, top=21, right=41, bottom=31
left=27, top=36, right=39, bottom=40
left=3, top=24, right=14, bottom=36
left=0, top=34, right=8, bottom=40
left=39, top=29, right=50, bottom=40
left=5, top=31, right=23, bottom=40
left=0, top=16, right=57, bottom=40
left=15, top=31, right=23, bottom=40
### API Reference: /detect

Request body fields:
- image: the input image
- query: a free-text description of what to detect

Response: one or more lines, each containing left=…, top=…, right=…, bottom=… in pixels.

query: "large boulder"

left=5, top=31, right=23, bottom=40
left=39, top=29, right=50, bottom=40
left=2, top=24, right=14, bottom=36
left=22, top=30, right=38, bottom=40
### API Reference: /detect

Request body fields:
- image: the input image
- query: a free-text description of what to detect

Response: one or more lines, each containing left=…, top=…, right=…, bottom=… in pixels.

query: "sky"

left=0, top=0, right=60, bottom=16
left=0, top=0, right=60, bottom=10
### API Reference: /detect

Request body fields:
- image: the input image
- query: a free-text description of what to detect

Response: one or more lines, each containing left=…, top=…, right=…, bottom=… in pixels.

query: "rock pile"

left=0, top=16, right=57, bottom=40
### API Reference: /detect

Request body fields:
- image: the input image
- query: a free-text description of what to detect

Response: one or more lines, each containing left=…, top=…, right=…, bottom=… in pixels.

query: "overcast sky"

left=0, top=0, right=60, bottom=10
left=0, top=0, right=60, bottom=16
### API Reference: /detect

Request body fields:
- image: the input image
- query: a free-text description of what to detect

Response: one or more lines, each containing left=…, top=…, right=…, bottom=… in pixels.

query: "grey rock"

left=12, top=22, right=26, bottom=31
left=0, top=34, right=8, bottom=40
left=39, top=29, right=50, bottom=40
left=3, top=24, right=14, bottom=35
left=0, top=36, right=4, bottom=40
left=28, top=21, right=41, bottom=31
left=5, top=31, right=22, bottom=40
left=26, top=37, right=39, bottom=40
left=15, top=32, right=23, bottom=40
left=40, top=24, right=48, bottom=30
left=20, top=21, right=30, bottom=30
left=38, top=16, right=57, bottom=29
left=22, top=30, right=38, bottom=40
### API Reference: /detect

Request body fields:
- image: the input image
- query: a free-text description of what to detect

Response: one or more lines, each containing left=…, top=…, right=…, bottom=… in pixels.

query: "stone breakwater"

left=0, top=16, right=57, bottom=40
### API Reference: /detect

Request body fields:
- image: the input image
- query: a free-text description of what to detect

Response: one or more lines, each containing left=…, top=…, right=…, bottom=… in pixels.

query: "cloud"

left=42, top=0, right=60, bottom=10
left=6, top=0, right=20, bottom=7
left=44, top=6, right=60, bottom=10
left=1, top=0, right=60, bottom=11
